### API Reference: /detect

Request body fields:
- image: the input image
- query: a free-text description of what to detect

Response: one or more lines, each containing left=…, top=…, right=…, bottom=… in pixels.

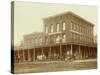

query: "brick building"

left=44, top=12, right=94, bottom=45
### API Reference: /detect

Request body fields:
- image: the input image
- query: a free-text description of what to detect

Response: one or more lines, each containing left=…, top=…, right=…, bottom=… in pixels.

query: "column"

left=33, top=48, right=35, bottom=61
left=28, top=49, right=30, bottom=62
left=70, top=44, right=73, bottom=56
left=93, top=48, right=97, bottom=57
left=84, top=47, right=86, bottom=59
left=18, top=50, right=20, bottom=63
left=85, top=47, right=87, bottom=58
left=23, top=50, right=25, bottom=62
left=93, top=48, right=96, bottom=57
left=79, top=45, right=81, bottom=59
left=90, top=48, right=91, bottom=57
left=49, top=46, right=51, bottom=60
left=84, top=48, right=86, bottom=59
left=92, top=48, right=94, bottom=57
left=91, top=48, right=93, bottom=57
left=42, top=48, right=44, bottom=55
left=88, top=48, right=89, bottom=57
left=14, top=51, right=17, bottom=63
left=87, top=47, right=89, bottom=58
left=60, top=44, right=62, bottom=59
left=86, top=47, right=88, bottom=58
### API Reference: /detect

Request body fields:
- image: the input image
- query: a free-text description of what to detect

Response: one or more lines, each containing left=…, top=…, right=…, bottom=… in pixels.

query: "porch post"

left=49, top=46, right=51, bottom=60
left=70, top=44, right=73, bottom=56
left=42, top=48, right=44, bottom=55
left=60, top=44, right=62, bottom=59
left=79, top=45, right=81, bottom=59
left=23, top=49, right=25, bottom=62
left=33, top=48, right=35, bottom=61
left=18, top=49, right=20, bottom=63
left=28, top=49, right=30, bottom=61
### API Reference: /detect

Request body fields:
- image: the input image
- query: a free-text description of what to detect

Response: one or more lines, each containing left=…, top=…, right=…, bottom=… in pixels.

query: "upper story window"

left=24, top=42, right=28, bottom=49
left=71, top=22, right=73, bottom=30
left=90, top=27, right=93, bottom=35
left=79, top=26, right=82, bottom=33
left=39, top=38, right=42, bottom=45
left=73, top=23, right=76, bottom=30
left=81, top=26, right=83, bottom=33
left=76, top=24, right=79, bottom=32
left=27, top=40, right=30, bottom=48
left=62, top=22, right=66, bottom=30
left=32, top=39, right=34, bottom=46
left=71, top=32, right=73, bottom=39
left=56, top=35, right=60, bottom=43
left=73, top=33, right=75, bottom=40
left=40, top=38, right=42, bottom=43
left=46, top=38, right=48, bottom=44
left=62, top=34, right=66, bottom=43
left=57, top=23, right=60, bottom=32
left=50, top=24, right=53, bottom=32
left=35, top=38, right=38, bottom=45
left=45, top=26, right=48, bottom=33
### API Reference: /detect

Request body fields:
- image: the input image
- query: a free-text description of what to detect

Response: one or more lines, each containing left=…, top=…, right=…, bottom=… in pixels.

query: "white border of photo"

left=0, top=0, right=99, bottom=75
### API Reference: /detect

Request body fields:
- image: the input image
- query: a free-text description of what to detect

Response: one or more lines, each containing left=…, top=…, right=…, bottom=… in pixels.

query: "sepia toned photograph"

left=11, top=1, right=97, bottom=74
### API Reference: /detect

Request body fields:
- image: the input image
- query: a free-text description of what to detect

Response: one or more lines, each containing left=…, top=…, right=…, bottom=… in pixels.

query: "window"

left=73, top=33, right=75, bottom=40
left=35, top=38, right=38, bottom=45
left=73, top=23, right=76, bottom=30
left=50, top=36, right=54, bottom=44
left=71, top=22, right=73, bottom=29
left=57, top=23, right=60, bottom=32
left=71, top=32, right=73, bottom=39
left=45, top=26, right=48, bottom=33
left=84, top=27, right=86, bottom=33
left=75, top=34, right=77, bottom=40
left=89, top=30, right=91, bottom=35
left=90, top=27, right=92, bottom=35
left=27, top=40, right=30, bottom=48
left=79, top=35, right=82, bottom=41
left=40, top=38, right=42, bottom=43
left=76, top=24, right=79, bottom=32
left=50, top=24, right=53, bottom=32
left=24, top=42, right=27, bottom=49
left=62, top=34, right=66, bottom=43
left=80, top=26, right=82, bottom=32
left=78, top=24, right=80, bottom=32
left=63, top=22, right=66, bottom=30
left=32, top=39, right=34, bottom=46
left=82, top=26, right=84, bottom=33
left=46, top=38, right=48, bottom=44
left=56, top=35, right=61, bottom=43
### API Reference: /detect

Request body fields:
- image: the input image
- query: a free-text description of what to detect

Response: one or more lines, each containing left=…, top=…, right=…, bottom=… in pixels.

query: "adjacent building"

left=23, top=32, right=45, bottom=49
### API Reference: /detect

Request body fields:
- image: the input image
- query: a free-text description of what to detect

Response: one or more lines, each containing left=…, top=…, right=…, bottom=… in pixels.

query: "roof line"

left=43, top=11, right=94, bottom=26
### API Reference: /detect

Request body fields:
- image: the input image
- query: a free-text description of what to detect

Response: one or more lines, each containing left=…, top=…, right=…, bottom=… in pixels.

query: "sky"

left=13, top=1, right=98, bottom=46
